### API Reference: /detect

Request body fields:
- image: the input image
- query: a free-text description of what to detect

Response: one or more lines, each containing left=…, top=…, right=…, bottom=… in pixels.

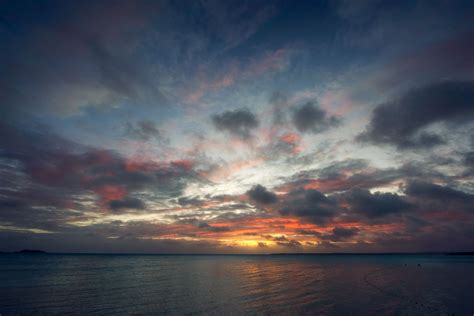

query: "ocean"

left=0, top=254, right=473, bottom=315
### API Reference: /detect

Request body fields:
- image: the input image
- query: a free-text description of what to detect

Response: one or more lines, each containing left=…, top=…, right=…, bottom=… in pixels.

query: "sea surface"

left=0, top=254, right=473, bottom=315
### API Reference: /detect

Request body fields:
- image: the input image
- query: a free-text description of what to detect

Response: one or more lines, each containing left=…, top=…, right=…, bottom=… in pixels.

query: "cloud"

left=0, top=197, right=83, bottom=233
left=211, top=109, right=259, bottom=139
left=0, top=120, right=203, bottom=232
left=345, top=188, right=412, bottom=218
left=197, top=222, right=231, bottom=233
left=404, top=180, right=474, bottom=212
left=277, top=239, right=302, bottom=248
left=464, top=152, right=474, bottom=168
left=125, top=120, right=163, bottom=141
left=320, top=227, right=360, bottom=242
left=109, top=197, right=146, bottom=211
left=247, top=185, right=278, bottom=204
left=359, top=81, right=474, bottom=149
left=463, top=151, right=474, bottom=175
left=292, top=101, right=340, bottom=134
left=270, top=235, right=302, bottom=248
left=259, top=132, right=303, bottom=159
left=176, top=196, right=206, bottom=207
left=281, top=159, right=404, bottom=193
left=279, top=189, right=339, bottom=226
left=174, top=218, right=232, bottom=233
left=274, top=235, right=289, bottom=242
left=2, top=1, right=474, bottom=254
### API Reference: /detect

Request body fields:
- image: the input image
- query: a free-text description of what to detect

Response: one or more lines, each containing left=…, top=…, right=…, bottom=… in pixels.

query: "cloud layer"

left=1, top=0, right=473, bottom=253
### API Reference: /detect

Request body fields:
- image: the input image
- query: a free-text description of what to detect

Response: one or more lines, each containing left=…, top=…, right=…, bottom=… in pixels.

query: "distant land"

left=0, top=249, right=47, bottom=254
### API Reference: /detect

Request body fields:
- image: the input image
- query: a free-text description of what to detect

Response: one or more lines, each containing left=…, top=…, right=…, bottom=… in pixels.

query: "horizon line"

left=2, top=250, right=473, bottom=256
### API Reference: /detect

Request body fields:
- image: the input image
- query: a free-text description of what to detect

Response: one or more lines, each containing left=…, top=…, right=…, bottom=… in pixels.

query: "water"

left=0, top=254, right=473, bottom=315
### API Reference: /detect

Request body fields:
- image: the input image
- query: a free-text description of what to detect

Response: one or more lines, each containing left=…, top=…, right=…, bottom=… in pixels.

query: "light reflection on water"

left=0, top=254, right=473, bottom=315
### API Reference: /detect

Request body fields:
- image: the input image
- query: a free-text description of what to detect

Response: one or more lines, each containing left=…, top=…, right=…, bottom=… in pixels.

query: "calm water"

left=0, top=254, right=473, bottom=315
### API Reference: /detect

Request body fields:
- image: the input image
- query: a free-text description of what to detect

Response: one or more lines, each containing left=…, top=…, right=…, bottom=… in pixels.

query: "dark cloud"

left=346, top=188, right=412, bottom=218
left=211, top=109, right=259, bottom=139
left=109, top=197, right=146, bottom=211
left=405, top=180, right=473, bottom=203
left=295, top=229, right=322, bottom=237
left=279, top=189, right=339, bottom=225
left=405, top=180, right=474, bottom=212
left=296, top=227, right=359, bottom=242
left=274, top=157, right=474, bottom=227
left=320, top=227, right=360, bottom=242
left=277, top=239, right=302, bottom=248
left=247, top=184, right=278, bottom=204
left=359, top=81, right=474, bottom=149
left=125, top=120, right=163, bottom=141
left=464, top=152, right=474, bottom=168
left=292, top=101, right=340, bottom=133
left=274, top=235, right=289, bottom=242
left=270, top=235, right=302, bottom=248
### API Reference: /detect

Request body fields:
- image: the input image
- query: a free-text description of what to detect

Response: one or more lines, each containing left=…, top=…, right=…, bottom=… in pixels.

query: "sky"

left=0, top=0, right=473, bottom=254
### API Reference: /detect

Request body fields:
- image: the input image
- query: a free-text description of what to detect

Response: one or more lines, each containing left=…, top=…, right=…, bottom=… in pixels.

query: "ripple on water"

left=0, top=254, right=473, bottom=315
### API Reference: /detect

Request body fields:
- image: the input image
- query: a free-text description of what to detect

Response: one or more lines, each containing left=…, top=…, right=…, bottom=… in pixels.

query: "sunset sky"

left=1, top=0, right=473, bottom=253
